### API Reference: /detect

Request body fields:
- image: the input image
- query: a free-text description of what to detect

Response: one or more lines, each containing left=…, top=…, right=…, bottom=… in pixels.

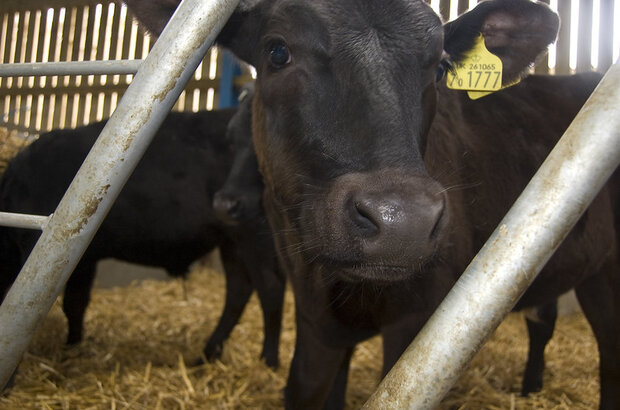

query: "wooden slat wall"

left=0, top=0, right=617, bottom=135
left=0, top=0, right=250, bottom=135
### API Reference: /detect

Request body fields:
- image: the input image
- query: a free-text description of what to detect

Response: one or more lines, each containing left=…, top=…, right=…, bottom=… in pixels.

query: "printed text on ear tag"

left=446, top=34, right=502, bottom=92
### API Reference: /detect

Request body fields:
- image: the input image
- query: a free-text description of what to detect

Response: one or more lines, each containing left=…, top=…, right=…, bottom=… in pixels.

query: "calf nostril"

left=214, top=194, right=243, bottom=223
left=347, top=196, right=380, bottom=237
left=429, top=197, right=446, bottom=240
left=227, top=199, right=241, bottom=217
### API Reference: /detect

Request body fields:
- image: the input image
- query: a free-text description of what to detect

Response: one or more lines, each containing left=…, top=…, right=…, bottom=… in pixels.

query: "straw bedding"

left=0, top=261, right=599, bottom=409
left=0, top=127, right=31, bottom=175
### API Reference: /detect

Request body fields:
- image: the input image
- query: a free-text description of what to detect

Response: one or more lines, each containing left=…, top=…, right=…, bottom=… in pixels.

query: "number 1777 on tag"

left=447, top=64, right=502, bottom=91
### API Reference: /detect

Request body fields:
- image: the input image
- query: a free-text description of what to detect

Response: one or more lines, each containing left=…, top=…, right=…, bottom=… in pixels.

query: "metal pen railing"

left=0, top=0, right=240, bottom=388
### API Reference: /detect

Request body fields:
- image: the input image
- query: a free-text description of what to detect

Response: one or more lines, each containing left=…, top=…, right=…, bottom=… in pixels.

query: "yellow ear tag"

left=446, top=34, right=517, bottom=99
left=466, top=77, right=521, bottom=100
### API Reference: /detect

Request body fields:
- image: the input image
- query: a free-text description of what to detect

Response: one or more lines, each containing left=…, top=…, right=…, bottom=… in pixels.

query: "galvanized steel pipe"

left=0, top=212, right=50, bottom=230
left=0, top=60, right=142, bottom=77
left=0, top=0, right=239, bottom=388
left=363, top=61, right=620, bottom=409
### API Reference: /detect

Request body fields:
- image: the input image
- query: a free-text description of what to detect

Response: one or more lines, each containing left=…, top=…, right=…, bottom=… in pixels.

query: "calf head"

left=213, top=84, right=264, bottom=225
left=125, top=0, right=558, bottom=283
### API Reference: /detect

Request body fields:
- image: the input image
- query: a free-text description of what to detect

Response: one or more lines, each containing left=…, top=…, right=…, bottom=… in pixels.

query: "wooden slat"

left=132, top=21, right=147, bottom=61
left=108, top=3, right=123, bottom=85
left=79, top=93, right=88, bottom=126
left=39, top=93, right=52, bottom=131
left=577, top=0, right=593, bottom=72
left=7, top=95, right=18, bottom=126
left=0, top=13, right=13, bottom=88
left=107, top=2, right=122, bottom=61
left=101, top=92, right=112, bottom=120
left=58, top=6, right=75, bottom=62
left=25, top=93, right=36, bottom=129
left=4, top=12, right=17, bottom=64
left=598, top=0, right=615, bottom=73
left=46, top=8, right=60, bottom=63
left=186, top=88, right=197, bottom=112
left=0, top=96, right=6, bottom=124
left=82, top=3, right=97, bottom=93
left=119, top=4, right=135, bottom=84
left=1, top=96, right=11, bottom=125
left=120, top=6, right=134, bottom=60
left=26, top=12, right=37, bottom=65
left=21, top=11, right=36, bottom=90
left=533, top=0, right=551, bottom=75
left=87, top=89, right=98, bottom=123
left=67, top=6, right=85, bottom=88
left=35, top=9, right=48, bottom=64
left=95, top=4, right=108, bottom=61
left=2, top=0, right=103, bottom=13
left=556, top=1, right=572, bottom=74
left=62, top=92, right=74, bottom=128
left=82, top=5, right=96, bottom=59
left=439, top=0, right=451, bottom=21
left=13, top=11, right=25, bottom=90
left=92, top=3, right=109, bottom=91
left=72, top=93, right=83, bottom=127
left=43, top=8, right=61, bottom=89
left=198, top=87, right=208, bottom=111
left=457, top=0, right=469, bottom=14
left=52, top=93, right=66, bottom=129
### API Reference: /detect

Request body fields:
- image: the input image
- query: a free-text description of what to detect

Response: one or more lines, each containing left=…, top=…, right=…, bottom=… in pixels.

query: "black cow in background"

left=208, top=84, right=285, bottom=366
left=124, top=0, right=619, bottom=408
left=0, top=106, right=285, bottom=371
left=213, top=84, right=264, bottom=226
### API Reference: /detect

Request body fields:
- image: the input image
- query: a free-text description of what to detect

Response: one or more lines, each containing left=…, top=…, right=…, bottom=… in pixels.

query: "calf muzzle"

left=213, top=191, right=244, bottom=225
left=316, top=170, right=447, bottom=281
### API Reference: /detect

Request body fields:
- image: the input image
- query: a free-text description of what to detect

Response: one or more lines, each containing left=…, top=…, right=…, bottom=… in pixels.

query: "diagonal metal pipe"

left=0, top=0, right=239, bottom=388
left=363, top=60, right=620, bottom=409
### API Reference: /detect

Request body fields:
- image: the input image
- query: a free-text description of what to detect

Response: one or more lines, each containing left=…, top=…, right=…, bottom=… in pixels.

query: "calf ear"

left=122, top=0, right=263, bottom=66
left=215, top=3, right=265, bottom=66
left=120, top=0, right=180, bottom=36
left=443, top=0, right=559, bottom=84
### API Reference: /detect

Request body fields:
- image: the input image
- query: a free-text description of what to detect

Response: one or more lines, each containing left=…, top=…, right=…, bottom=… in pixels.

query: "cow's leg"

left=285, top=317, right=353, bottom=410
left=202, top=240, right=253, bottom=362
left=521, top=300, right=558, bottom=396
left=0, top=230, right=23, bottom=301
left=381, top=314, right=429, bottom=378
left=574, top=266, right=620, bottom=410
left=62, top=259, right=97, bottom=344
left=251, top=263, right=285, bottom=368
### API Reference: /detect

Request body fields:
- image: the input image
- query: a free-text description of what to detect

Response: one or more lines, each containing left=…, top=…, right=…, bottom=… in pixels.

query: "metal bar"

left=0, top=60, right=142, bottom=77
left=0, top=0, right=240, bottom=389
left=0, top=78, right=219, bottom=100
left=363, top=60, right=620, bottom=409
left=0, top=212, right=50, bottom=230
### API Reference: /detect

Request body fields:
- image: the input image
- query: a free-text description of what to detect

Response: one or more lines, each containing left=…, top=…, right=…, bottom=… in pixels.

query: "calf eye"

left=267, top=40, right=291, bottom=69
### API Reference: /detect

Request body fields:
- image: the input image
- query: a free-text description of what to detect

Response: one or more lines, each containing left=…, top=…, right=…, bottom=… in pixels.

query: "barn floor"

left=1, top=263, right=599, bottom=409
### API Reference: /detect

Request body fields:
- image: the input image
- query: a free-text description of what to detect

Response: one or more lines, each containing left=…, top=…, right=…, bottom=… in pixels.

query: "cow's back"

left=427, top=72, right=614, bottom=306
left=92, top=110, right=235, bottom=272
left=0, top=109, right=236, bottom=277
